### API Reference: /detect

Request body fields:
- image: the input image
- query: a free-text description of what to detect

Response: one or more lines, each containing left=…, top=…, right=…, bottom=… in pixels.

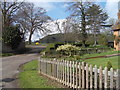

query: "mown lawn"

left=81, top=50, right=120, bottom=59
left=84, top=56, right=119, bottom=69
left=19, top=60, right=65, bottom=88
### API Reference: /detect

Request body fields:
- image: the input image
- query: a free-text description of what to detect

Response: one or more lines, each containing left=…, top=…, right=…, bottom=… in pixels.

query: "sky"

left=33, top=0, right=119, bottom=20
left=22, top=0, right=119, bottom=41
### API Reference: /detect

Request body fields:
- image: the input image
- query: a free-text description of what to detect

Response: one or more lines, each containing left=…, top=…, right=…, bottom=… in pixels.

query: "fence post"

left=79, top=62, right=81, bottom=89
left=46, top=60, right=47, bottom=75
left=76, top=62, right=78, bottom=88
left=99, top=66, right=102, bottom=88
left=94, top=65, right=97, bottom=89
left=90, top=65, right=93, bottom=89
left=110, top=68, right=113, bottom=89
left=38, top=57, right=40, bottom=74
left=51, top=60, right=53, bottom=77
left=82, top=62, right=85, bottom=89
left=104, top=67, right=108, bottom=89
left=70, top=61, right=72, bottom=88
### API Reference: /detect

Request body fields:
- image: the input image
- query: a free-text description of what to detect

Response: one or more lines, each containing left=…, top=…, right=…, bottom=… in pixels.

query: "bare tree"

left=15, top=2, right=51, bottom=44
left=54, top=18, right=74, bottom=43
left=1, top=0, right=24, bottom=30
left=67, top=1, right=91, bottom=47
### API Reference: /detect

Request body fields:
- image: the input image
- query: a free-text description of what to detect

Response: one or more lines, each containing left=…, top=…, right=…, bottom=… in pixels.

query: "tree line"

left=1, top=0, right=115, bottom=49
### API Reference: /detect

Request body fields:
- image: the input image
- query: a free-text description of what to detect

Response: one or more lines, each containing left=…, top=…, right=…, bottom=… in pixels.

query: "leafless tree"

left=15, top=2, right=51, bottom=44
left=0, top=0, right=24, bottom=30
left=67, top=1, right=91, bottom=47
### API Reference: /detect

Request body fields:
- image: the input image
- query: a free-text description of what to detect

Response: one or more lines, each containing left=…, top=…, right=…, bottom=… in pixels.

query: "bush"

left=107, top=61, right=112, bottom=70
left=41, top=43, right=55, bottom=56
left=54, top=42, right=65, bottom=49
left=2, top=25, right=23, bottom=49
left=56, top=44, right=80, bottom=56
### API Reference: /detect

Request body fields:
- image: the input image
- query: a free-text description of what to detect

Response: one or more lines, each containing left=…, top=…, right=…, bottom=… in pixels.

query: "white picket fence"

left=38, top=58, right=120, bottom=89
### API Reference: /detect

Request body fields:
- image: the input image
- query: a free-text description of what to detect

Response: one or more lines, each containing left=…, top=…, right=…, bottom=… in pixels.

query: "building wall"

left=113, top=9, right=120, bottom=51
left=113, top=31, right=120, bottom=51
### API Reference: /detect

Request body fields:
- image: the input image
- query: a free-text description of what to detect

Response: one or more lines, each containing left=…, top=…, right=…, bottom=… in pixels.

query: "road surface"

left=0, top=45, right=46, bottom=89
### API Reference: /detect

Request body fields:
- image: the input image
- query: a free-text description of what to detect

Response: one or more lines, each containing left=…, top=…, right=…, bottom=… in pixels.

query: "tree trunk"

left=28, top=32, right=33, bottom=45
left=81, top=14, right=87, bottom=47
left=93, top=30, right=98, bottom=46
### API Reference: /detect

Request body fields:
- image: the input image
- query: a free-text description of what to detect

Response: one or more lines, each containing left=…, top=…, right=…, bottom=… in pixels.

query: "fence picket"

left=63, top=60, right=65, bottom=85
left=82, top=62, right=85, bottom=89
left=116, top=69, right=120, bottom=90
left=60, top=60, right=62, bottom=83
left=61, top=60, right=63, bottom=83
left=65, top=60, right=67, bottom=85
left=70, top=61, right=72, bottom=88
left=57, top=60, right=59, bottom=81
left=110, top=68, right=113, bottom=89
left=99, top=66, right=102, bottom=88
left=73, top=61, right=75, bottom=88
left=90, top=65, right=93, bottom=88
left=38, top=59, right=118, bottom=89
left=76, top=62, right=78, bottom=88
left=86, top=64, right=89, bottom=89
left=78, top=62, right=81, bottom=89
left=67, top=61, right=70, bottom=86
left=94, top=65, right=97, bottom=88
left=104, top=67, right=108, bottom=89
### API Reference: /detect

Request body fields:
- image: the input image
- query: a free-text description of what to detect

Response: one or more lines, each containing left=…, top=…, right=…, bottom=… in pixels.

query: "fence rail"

left=38, top=58, right=120, bottom=89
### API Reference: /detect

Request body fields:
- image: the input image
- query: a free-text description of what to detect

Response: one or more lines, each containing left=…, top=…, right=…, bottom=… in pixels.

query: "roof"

left=113, top=29, right=120, bottom=31
left=101, top=24, right=112, bottom=27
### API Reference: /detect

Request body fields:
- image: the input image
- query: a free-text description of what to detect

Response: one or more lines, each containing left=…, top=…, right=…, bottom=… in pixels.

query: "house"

left=112, top=6, right=120, bottom=51
left=113, top=29, right=120, bottom=51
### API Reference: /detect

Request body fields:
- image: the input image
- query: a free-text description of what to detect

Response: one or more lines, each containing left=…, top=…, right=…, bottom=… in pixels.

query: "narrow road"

left=0, top=45, right=46, bottom=89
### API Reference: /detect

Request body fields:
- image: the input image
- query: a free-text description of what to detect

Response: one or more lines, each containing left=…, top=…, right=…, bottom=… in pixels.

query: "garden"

left=40, top=43, right=119, bottom=69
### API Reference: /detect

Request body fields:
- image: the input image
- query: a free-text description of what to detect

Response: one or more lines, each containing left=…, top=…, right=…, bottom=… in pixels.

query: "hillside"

left=39, top=33, right=76, bottom=43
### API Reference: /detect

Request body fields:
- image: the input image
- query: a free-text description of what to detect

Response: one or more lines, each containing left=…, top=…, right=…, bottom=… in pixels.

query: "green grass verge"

left=84, top=56, right=119, bottom=69
left=81, top=50, right=119, bottom=59
left=19, top=60, right=64, bottom=88
left=0, top=53, right=14, bottom=57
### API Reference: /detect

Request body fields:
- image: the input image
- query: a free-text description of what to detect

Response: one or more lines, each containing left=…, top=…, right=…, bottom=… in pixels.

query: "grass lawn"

left=19, top=60, right=65, bottom=88
left=84, top=56, right=119, bottom=69
left=81, top=50, right=120, bottom=59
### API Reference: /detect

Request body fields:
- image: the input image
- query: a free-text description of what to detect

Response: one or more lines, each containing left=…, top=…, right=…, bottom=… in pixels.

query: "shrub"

left=107, top=60, right=112, bottom=70
left=2, top=25, right=23, bottom=49
left=41, top=43, right=55, bottom=56
left=54, top=42, right=65, bottom=49
left=73, top=55, right=81, bottom=60
left=56, top=44, right=80, bottom=56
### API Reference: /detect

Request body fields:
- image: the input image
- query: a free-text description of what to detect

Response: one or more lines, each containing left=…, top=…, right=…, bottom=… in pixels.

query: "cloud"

left=105, top=0, right=119, bottom=19
left=19, top=0, right=72, bottom=2
left=34, top=2, right=55, bottom=11
left=63, top=3, right=69, bottom=8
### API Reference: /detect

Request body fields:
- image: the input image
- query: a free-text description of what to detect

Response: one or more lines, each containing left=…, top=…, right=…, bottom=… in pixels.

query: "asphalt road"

left=0, top=45, right=46, bottom=89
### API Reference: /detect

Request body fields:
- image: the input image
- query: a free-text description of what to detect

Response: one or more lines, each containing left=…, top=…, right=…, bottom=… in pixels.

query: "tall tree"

left=87, top=4, right=108, bottom=46
left=1, top=0, right=24, bottom=30
left=67, top=1, right=91, bottom=47
left=15, top=2, right=51, bottom=44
